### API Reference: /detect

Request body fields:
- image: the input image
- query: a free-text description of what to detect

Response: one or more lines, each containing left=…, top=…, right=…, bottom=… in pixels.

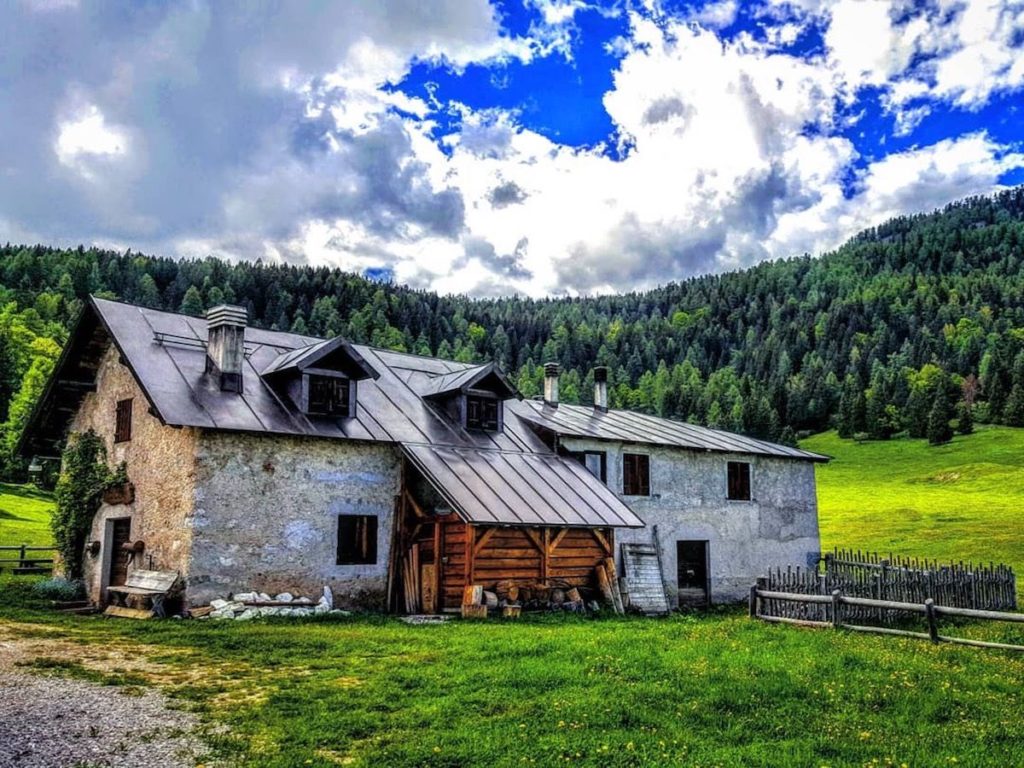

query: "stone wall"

left=189, top=432, right=401, bottom=609
left=72, top=346, right=199, bottom=604
left=561, top=437, right=821, bottom=605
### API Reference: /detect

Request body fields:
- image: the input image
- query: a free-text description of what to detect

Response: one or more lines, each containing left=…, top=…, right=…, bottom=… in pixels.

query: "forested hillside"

left=3, top=187, right=1024, bottom=478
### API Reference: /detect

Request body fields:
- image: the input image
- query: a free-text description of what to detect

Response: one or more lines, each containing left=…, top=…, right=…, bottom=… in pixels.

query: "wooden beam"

left=541, top=528, right=550, bottom=582
left=548, top=528, right=569, bottom=555
left=473, top=527, right=496, bottom=556
left=405, top=491, right=428, bottom=519
left=465, top=524, right=476, bottom=586
left=433, top=521, right=443, bottom=613
left=524, top=528, right=546, bottom=555
left=592, top=528, right=612, bottom=556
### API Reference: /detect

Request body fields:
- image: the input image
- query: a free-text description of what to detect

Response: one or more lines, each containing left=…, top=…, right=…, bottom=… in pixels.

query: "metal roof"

left=508, top=400, right=829, bottom=462
left=403, top=444, right=643, bottom=528
left=415, top=362, right=518, bottom=400
left=262, top=336, right=378, bottom=379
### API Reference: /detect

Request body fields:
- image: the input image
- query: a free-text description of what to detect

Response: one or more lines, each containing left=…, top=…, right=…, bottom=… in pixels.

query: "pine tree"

left=956, top=400, right=974, bottom=435
left=179, top=285, right=204, bottom=316
left=927, top=391, right=954, bottom=445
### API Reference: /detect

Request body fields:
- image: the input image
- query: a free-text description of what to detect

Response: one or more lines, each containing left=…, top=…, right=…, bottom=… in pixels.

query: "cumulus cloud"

left=1, top=0, right=1023, bottom=297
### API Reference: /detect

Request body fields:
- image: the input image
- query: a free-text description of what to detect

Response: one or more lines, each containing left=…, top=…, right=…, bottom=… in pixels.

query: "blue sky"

left=2, top=0, right=1023, bottom=296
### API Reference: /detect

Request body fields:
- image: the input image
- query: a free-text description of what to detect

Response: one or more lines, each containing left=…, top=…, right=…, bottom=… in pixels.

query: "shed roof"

left=403, top=444, right=643, bottom=528
left=508, top=400, right=829, bottom=462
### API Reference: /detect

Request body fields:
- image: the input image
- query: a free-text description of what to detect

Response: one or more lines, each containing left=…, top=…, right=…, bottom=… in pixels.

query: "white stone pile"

left=201, top=585, right=350, bottom=620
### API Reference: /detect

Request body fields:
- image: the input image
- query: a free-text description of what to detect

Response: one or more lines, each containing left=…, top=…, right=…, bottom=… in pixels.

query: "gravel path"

left=0, top=640, right=211, bottom=768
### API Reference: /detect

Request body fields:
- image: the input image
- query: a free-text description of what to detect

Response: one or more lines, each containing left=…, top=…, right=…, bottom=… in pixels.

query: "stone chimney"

left=593, top=366, right=608, bottom=412
left=543, top=362, right=560, bottom=408
left=205, top=304, right=247, bottom=393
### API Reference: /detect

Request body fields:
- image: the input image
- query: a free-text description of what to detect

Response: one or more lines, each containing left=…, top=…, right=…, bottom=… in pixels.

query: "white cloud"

left=54, top=104, right=130, bottom=173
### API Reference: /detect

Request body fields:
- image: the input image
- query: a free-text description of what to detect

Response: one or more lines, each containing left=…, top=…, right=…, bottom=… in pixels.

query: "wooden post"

left=831, top=589, right=843, bottom=629
left=749, top=584, right=759, bottom=618
left=19, top=544, right=26, bottom=569
left=925, top=598, right=939, bottom=644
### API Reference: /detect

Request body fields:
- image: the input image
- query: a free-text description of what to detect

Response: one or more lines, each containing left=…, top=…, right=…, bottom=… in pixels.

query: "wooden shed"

left=395, top=444, right=641, bottom=613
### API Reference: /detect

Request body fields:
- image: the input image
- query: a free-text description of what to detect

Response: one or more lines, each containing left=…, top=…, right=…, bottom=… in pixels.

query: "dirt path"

left=0, top=623, right=211, bottom=768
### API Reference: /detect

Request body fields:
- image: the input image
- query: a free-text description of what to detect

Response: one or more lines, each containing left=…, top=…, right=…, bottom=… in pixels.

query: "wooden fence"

left=758, top=549, right=1016, bottom=624
left=0, top=545, right=55, bottom=575
left=750, top=586, right=1024, bottom=653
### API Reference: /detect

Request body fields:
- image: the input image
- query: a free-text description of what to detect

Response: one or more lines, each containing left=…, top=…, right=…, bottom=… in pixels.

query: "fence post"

left=749, top=584, right=758, bottom=619
left=831, top=589, right=842, bottom=630
left=925, top=598, right=939, bottom=644
left=18, top=544, right=26, bottom=569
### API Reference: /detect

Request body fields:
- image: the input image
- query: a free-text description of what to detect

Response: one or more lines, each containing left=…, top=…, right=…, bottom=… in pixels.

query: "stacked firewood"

left=461, top=579, right=601, bottom=618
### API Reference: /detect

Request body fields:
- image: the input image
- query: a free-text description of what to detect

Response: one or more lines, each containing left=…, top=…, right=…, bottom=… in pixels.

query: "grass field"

left=2, top=592, right=1024, bottom=767
left=0, top=482, right=54, bottom=548
left=804, top=426, right=1024, bottom=576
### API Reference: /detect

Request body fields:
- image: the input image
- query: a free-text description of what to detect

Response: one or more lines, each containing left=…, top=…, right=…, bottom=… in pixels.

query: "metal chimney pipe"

left=543, top=362, right=560, bottom=408
left=205, top=304, right=247, bottom=393
left=593, top=366, right=608, bottom=412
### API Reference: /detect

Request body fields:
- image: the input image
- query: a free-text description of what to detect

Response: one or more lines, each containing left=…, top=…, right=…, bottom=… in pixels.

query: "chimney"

left=205, top=304, right=247, bottom=393
left=543, top=362, right=560, bottom=408
left=593, top=366, right=608, bottom=412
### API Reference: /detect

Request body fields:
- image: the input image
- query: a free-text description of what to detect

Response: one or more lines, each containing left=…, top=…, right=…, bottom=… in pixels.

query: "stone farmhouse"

left=23, top=297, right=827, bottom=612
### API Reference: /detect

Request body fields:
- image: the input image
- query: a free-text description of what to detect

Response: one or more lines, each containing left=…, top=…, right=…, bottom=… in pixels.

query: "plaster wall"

left=72, top=346, right=199, bottom=604
left=189, top=432, right=401, bottom=608
left=561, top=437, right=821, bottom=605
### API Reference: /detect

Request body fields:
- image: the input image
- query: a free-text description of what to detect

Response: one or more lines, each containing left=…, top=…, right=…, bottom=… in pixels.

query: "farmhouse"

left=22, top=298, right=826, bottom=612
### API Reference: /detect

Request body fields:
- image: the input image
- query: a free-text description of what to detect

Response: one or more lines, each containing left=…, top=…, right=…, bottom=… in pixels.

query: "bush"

left=32, top=576, right=85, bottom=602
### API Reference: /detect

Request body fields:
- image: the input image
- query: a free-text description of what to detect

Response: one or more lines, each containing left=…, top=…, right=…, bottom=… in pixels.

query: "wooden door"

left=676, top=540, right=709, bottom=608
left=108, top=518, right=132, bottom=587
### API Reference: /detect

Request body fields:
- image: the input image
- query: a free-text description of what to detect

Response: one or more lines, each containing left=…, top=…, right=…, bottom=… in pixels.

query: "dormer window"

left=307, top=375, right=350, bottom=417
left=466, top=394, right=499, bottom=431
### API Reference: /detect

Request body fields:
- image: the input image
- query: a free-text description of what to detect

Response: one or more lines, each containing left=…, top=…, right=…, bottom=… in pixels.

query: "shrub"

left=32, top=576, right=85, bottom=602
left=53, top=430, right=115, bottom=579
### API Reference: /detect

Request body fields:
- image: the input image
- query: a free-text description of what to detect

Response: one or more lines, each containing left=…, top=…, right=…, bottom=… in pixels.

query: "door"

left=676, top=540, right=709, bottom=608
left=108, top=518, right=132, bottom=588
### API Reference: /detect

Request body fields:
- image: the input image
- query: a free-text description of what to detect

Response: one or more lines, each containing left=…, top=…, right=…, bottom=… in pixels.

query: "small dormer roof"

left=261, top=336, right=378, bottom=380
left=417, top=361, right=520, bottom=400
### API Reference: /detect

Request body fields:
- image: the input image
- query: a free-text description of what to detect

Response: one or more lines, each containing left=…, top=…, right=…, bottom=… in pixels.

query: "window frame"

left=336, top=514, right=378, bottom=565
left=114, top=398, right=133, bottom=443
left=622, top=452, right=651, bottom=497
left=464, top=392, right=501, bottom=432
left=304, top=373, right=351, bottom=418
left=727, top=461, right=752, bottom=501
left=583, top=450, right=607, bottom=483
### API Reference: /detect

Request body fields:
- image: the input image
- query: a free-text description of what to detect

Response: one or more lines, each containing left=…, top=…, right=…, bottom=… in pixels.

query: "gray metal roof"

left=508, top=400, right=829, bottom=462
left=403, top=444, right=643, bottom=528
left=415, top=362, right=518, bottom=400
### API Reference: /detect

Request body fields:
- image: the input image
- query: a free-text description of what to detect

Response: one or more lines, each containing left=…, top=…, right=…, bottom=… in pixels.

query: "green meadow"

left=804, top=426, right=1024, bottom=577
left=0, top=481, right=54, bottom=548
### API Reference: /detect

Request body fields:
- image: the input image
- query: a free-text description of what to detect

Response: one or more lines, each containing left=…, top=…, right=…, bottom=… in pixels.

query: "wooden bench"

left=105, top=569, right=180, bottom=619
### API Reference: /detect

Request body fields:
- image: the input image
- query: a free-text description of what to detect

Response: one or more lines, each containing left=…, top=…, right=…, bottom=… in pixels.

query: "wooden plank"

left=421, top=564, right=437, bottom=614
left=103, top=605, right=153, bottom=620
left=473, top=527, right=497, bottom=555
left=592, top=529, right=612, bottom=556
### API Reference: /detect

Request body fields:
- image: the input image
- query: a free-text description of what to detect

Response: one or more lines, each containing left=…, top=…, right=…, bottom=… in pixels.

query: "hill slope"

left=0, top=482, right=54, bottom=547
left=3, top=187, right=1024, bottom=477
left=806, top=426, right=1024, bottom=578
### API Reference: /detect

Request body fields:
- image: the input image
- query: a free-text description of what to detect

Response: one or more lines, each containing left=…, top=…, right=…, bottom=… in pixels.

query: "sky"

left=1, top=0, right=1023, bottom=297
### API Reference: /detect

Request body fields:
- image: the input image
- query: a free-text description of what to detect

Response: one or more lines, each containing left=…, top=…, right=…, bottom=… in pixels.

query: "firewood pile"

left=458, top=558, right=630, bottom=619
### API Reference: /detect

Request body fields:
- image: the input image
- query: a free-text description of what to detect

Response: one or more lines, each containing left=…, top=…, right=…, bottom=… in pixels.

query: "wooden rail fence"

left=0, top=545, right=55, bottom=575
left=750, top=584, right=1024, bottom=652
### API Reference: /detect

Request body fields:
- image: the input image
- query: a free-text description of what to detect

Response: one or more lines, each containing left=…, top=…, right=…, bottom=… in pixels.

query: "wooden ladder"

left=620, top=541, right=670, bottom=615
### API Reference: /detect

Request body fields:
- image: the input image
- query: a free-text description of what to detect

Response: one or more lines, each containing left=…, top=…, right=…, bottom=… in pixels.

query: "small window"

left=466, top=394, right=499, bottom=431
left=337, top=514, right=377, bottom=565
left=582, top=451, right=607, bottom=483
left=114, top=399, right=133, bottom=443
left=727, top=461, right=751, bottom=501
left=308, top=375, right=350, bottom=417
left=623, top=453, right=650, bottom=496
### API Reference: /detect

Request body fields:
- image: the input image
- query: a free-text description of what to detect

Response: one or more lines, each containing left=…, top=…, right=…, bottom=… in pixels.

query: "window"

left=114, top=399, right=132, bottom=443
left=727, top=461, right=751, bottom=501
left=466, top=394, right=500, bottom=431
left=308, top=375, right=350, bottom=417
left=580, top=451, right=607, bottom=483
left=622, top=453, right=650, bottom=496
left=337, top=514, right=377, bottom=565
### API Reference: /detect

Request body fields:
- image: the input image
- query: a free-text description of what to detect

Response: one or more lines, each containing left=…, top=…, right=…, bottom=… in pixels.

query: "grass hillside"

left=804, top=425, right=1024, bottom=577
left=0, top=482, right=54, bottom=548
